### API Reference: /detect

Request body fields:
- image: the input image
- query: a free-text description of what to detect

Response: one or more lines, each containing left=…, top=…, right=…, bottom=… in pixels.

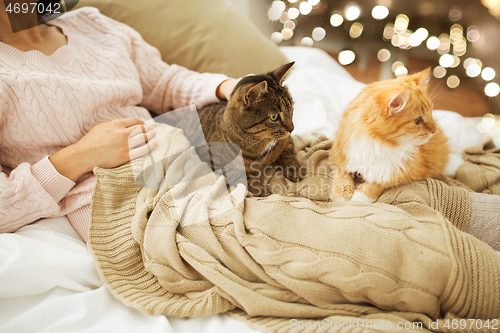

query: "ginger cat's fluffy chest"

left=346, top=134, right=417, bottom=184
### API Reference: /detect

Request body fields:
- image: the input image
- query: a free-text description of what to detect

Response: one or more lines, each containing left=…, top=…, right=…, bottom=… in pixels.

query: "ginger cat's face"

left=365, top=68, right=436, bottom=147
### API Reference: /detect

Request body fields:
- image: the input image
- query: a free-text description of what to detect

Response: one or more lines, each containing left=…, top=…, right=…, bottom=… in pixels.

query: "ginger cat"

left=329, top=68, right=450, bottom=203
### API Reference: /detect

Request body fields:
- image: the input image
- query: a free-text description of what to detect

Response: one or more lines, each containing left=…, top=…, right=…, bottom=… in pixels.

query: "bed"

left=1, top=1, right=500, bottom=332
left=1, top=44, right=498, bottom=333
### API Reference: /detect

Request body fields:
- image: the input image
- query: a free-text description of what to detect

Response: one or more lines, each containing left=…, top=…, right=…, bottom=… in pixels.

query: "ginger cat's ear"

left=273, top=61, right=295, bottom=85
left=414, top=67, right=432, bottom=86
left=387, top=89, right=409, bottom=116
left=244, top=81, right=268, bottom=106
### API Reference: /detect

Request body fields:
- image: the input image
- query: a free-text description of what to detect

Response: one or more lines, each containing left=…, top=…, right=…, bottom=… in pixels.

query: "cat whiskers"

left=241, top=137, right=270, bottom=151
left=254, top=139, right=278, bottom=164
left=428, top=84, right=443, bottom=101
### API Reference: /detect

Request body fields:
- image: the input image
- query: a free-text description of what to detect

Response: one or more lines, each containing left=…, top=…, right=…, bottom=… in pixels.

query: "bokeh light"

left=467, top=26, right=481, bottom=42
left=450, top=24, right=463, bottom=43
left=408, top=32, right=424, bottom=47
left=268, top=7, right=282, bottom=21
left=453, top=36, right=467, bottom=56
left=349, top=22, right=364, bottom=38
left=312, top=27, right=326, bottom=41
left=281, top=28, right=294, bottom=40
left=439, top=54, right=454, bottom=68
left=279, top=12, right=289, bottom=23
left=272, top=1, right=286, bottom=12
left=391, top=61, right=405, bottom=73
left=383, top=23, right=395, bottom=40
left=415, top=27, right=429, bottom=40
left=433, top=66, right=447, bottom=79
left=449, top=6, right=462, bottom=21
left=485, top=82, right=500, bottom=97
left=482, top=67, right=496, bottom=81
left=464, top=57, right=483, bottom=70
left=394, top=14, right=409, bottom=34
left=426, top=36, right=440, bottom=50
left=345, top=4, right=361, bottom=21
left=372, top=5, right=389, bottom=20
left=338, top=50, right=356, bottom=65
left=447, top=75, right=460, bottom=88
left=288, top=7, right=300, bottom=19
left=451, top=55, right=460, bottom=68
left=391, top=34, right=403, bottom=47
left=301, top=37, right=314, bottom=46
left=377, top=49, right=391, bottom=62
left=394, top=66, right=408, bottom=77
left=330, top=13, right=344, bottom=27
left=284, top=20, right=295, bottom=30
left=466, top=64, right=482, bottom=77
left=478, top=113, right=496, bottom=132
left=270, top=32, right=283, bottom=43
left=300, top=1, right=313, bottom=15
left=437, top=34, right=450, bottom=54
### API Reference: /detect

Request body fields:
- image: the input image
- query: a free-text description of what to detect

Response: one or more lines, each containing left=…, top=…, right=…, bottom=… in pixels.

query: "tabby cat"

left=177, top=62, right=302, bottom=196
left=329, top=68, right=450, bottom=203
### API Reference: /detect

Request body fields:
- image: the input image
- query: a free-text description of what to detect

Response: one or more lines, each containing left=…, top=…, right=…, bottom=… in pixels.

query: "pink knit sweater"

left=0, top=7, right=228, bottom=242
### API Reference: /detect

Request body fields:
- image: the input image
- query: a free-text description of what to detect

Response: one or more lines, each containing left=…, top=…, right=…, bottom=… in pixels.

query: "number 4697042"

left=5, top=2, right=61, bottom=14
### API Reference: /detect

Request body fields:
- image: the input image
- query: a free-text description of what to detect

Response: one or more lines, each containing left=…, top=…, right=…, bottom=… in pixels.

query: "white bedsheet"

left=0, top=217, right=258, bottom=333
left=0, top=46, right=495, bottom=333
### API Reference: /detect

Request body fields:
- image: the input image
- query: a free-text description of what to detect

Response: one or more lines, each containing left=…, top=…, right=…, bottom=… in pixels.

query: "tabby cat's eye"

left=270, top=114, right=279, bottom=121
left=414, top=117, right=423, bottom=125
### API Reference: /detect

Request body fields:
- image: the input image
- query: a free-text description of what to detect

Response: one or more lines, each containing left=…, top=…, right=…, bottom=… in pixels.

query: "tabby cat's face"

left=227, top=62, right=295, bottom=141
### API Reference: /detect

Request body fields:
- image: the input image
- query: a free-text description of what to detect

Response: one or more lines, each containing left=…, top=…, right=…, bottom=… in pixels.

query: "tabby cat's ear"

left=387, top=89, right=409, bottom=116
left=244, top=81, right=268, bottom=106
left=273, top=61, right=295, bottom=85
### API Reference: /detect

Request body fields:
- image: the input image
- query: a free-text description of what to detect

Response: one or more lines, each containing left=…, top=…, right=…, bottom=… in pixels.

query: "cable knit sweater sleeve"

left=92, top=9, right=230, bottom=113
left=0, top=157, right=75, bottom=233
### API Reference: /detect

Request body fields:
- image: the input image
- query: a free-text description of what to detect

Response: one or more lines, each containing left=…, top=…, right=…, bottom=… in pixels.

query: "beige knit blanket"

left=89, top=124, right=500, bottom=333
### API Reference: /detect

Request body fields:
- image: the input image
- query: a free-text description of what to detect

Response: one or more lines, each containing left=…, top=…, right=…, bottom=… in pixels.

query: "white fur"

left=351, top=191, right=376, bottom=203
left=346, top=134, right=416, bottom=184
left=264, top=139, right=278, bottom=153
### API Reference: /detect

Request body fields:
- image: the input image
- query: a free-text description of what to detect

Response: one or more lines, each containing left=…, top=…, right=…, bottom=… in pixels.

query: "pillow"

left=74, top=0, right=289, bottom=78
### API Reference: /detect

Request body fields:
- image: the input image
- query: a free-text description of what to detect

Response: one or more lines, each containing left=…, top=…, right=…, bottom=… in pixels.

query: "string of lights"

left=267, top=0, right=500, bottom=98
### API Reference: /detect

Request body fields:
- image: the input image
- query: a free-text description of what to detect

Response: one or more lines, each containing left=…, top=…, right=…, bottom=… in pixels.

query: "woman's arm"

left=0, top=158, right=75, bottom=233
left=93, top=11, right=233, bottom=113
left=0, top=117, right=156, bottom=233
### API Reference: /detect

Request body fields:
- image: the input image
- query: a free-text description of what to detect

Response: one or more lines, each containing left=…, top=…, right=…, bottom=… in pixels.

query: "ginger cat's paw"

left=350, top=191, right=376, bottom=203
left=330, top=179, right=354, bottom=202
left=351, top=182, right=384, bottom=203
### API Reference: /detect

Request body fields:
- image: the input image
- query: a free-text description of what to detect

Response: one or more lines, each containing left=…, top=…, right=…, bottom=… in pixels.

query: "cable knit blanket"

left=89, top=124, right=500, bottom=333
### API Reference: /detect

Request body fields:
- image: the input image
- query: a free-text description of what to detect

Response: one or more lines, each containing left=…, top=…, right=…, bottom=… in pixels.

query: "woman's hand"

left=216, top=78, right=239, bottom=100
left=216, top=74, right=256, bottom=100
left=50, top=118, right=157, bottom=182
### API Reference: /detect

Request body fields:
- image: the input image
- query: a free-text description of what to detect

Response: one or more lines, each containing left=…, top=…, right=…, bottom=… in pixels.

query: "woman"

left=0, top=2, right=241, bottom=242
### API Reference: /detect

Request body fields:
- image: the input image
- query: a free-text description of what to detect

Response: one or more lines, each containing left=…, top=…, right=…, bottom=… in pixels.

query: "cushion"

left=74, top=0, right=289, bottom=78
